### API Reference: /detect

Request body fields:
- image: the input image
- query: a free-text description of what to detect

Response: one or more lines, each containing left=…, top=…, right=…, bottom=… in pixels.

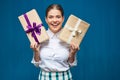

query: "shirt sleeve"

left=31, top=53, right=41, bottom=67
left=68, top=54, right=77, bottom=67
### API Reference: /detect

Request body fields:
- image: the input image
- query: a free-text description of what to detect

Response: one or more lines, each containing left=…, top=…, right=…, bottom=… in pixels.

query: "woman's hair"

left=46, top=4, right=64, bottom=17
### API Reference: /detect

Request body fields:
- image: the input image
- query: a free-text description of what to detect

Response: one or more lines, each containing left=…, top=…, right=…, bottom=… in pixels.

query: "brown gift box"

left=18, top=9, right=49, bottom=44
left=59, top=14, right=90, bottom=45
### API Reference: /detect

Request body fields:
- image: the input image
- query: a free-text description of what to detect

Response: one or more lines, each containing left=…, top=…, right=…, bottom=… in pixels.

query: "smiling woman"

left=45, top=4, right=64, bottom=33
left=30, top=4, right=79, bottom=80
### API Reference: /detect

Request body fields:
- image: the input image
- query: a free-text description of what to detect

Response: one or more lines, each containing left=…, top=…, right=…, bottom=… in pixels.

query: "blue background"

left=0, top=0, right=120, bottom=80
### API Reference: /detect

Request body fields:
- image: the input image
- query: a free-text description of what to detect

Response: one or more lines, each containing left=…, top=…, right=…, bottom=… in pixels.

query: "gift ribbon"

left=24, top=14, right=43, bottom=44
left=65, top=19, right=82, bottom=44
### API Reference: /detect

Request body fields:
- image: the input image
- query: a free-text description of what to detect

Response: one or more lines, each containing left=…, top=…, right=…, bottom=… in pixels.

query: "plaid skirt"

left=38, top=70, right=72, bottom=80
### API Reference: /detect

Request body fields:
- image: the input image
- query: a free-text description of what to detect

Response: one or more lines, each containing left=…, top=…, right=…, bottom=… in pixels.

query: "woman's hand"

left=30, top=43, right=41, bottom=62
left=68, top=42, right=79, bottom=63
left=69, top=42, right=79, bottom=56
left=30, top=43, right=40, bottom=52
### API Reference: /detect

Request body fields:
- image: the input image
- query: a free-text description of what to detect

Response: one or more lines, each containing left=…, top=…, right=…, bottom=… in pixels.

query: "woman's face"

left=45, top=9, right=64, bottom=33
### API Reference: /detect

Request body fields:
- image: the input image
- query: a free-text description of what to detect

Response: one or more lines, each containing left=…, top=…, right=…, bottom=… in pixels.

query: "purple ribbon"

left=24, top=14, right=43, bottom=44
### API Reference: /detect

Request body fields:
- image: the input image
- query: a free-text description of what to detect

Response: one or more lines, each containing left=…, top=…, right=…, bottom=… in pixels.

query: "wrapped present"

left=18, top=9, right=49, bottom=44
left=59, top=14, right=90, bottom=45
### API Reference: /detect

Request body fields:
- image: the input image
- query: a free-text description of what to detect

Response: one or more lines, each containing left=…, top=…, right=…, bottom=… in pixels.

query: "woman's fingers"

left=70, top=42, right=79, bottom=50
left=37, top=44, right=40, bottom=49
left=30, top=43, right=34, bottom=48
left=70, top=42, right=74, bottom=49
left=30, top=43, right=40, bottom=52
left=34, top=43, right=37, bottom=48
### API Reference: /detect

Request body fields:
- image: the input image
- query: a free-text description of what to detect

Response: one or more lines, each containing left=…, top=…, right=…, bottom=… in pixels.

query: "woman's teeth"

left=52, top=24, right=58, bottom=26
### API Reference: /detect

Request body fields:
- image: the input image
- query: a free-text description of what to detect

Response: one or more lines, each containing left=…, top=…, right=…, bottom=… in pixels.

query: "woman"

left=31, top=4, right=79, bottom=80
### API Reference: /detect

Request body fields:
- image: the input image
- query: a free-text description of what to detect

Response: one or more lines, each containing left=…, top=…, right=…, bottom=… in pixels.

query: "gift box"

left=59, top=14, right=90, bottom=45
left=18, top=9, right=49, bottom=44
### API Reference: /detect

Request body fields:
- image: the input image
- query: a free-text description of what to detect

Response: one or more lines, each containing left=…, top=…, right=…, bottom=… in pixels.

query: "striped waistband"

left=39, top=70, right=72, bottom=80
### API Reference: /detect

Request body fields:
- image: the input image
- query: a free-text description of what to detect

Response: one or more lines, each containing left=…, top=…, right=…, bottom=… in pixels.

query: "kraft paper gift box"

left=18, top=9, right=49, bottom=44
left=59, top=14, right=90, bottom=45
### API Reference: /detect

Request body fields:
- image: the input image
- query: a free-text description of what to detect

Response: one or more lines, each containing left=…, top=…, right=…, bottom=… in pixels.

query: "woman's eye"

left=48, top=16, right=53, bottom=19
left=56, top=16, right=61, bottom=18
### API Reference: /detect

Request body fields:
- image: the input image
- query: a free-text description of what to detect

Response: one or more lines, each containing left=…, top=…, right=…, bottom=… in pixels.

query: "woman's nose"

left=53, top=17, right=57, bottom=22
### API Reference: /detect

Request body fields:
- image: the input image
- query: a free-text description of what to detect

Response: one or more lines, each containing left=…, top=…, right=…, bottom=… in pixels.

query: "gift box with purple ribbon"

left=59, top=14, right=90, bottom=46
left=18, top=9, right=49, bottom=44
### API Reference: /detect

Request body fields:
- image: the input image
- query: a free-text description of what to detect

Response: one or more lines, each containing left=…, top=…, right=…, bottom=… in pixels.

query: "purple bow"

left=24, top=14, right=43, bottom=44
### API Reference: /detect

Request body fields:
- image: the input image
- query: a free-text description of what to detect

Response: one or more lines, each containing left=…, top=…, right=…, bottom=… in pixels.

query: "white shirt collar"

left=47, top=29, right=61, bottom=39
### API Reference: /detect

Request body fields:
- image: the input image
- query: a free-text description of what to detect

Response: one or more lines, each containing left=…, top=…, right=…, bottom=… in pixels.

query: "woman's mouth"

left=51, top=23, right=59, bottom=28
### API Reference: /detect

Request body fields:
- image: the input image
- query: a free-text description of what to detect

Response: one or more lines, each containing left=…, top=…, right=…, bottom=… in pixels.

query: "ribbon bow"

left=66, top=19, right=82, bottom=44
left=67, top=26, right=82, bottom=37
left=25, top=22, right=42, bottom=43
left=24, top=14, right=43, bottom=43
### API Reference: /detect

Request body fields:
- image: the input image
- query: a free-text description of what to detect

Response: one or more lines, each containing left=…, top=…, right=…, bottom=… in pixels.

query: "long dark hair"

left=46, top=4, right=64, bottom=17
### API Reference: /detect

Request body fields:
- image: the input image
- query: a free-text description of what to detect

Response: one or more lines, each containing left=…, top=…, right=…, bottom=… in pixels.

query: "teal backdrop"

left=0, top=0, right=120, bottom=80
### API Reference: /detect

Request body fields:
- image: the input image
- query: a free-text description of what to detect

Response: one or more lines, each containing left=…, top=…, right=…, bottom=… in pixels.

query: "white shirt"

left=31, top=29, right=77, bottom=72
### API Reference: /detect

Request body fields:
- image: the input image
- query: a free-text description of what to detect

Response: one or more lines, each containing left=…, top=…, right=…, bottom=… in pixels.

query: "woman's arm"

left=68, top=42, right=79, bottom=63
left=33, top=51, right=40, bottom=62
left=30, top=43, right=41, bottom=62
